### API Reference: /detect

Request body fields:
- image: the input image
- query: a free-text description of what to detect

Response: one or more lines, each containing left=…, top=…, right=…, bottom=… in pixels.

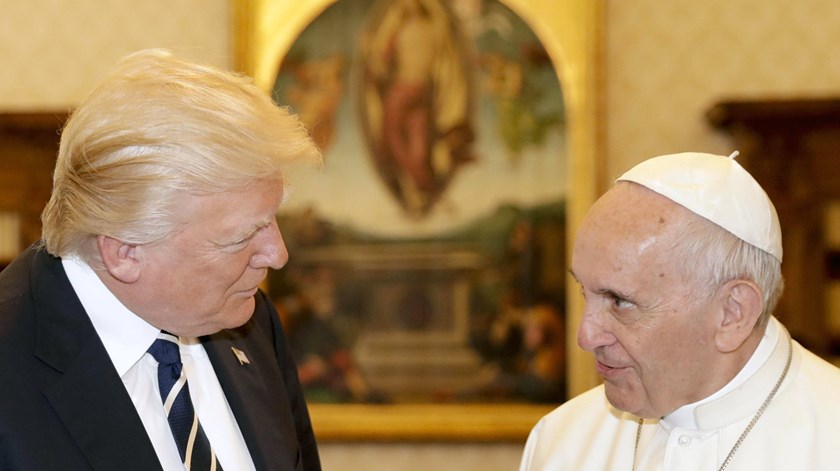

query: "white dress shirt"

left=63, top=257, right=256, bottom=471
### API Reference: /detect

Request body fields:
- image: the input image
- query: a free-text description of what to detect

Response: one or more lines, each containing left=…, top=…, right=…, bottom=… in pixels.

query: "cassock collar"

left=662, top=322, right=779, bottom=430
left=662, top=317, right=798, bottom=431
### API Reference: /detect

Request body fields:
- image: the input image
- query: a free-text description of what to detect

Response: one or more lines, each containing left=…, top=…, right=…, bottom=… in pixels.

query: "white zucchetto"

left=617, top=151, right=783, bottom=262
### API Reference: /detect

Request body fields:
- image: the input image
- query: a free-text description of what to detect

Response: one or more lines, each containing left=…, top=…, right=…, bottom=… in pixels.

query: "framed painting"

left=234, top=0, right=603, bottom=441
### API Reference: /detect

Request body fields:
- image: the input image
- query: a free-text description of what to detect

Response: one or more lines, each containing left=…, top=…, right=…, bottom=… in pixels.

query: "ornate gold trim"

left=309, top=403, right=555, bottom=442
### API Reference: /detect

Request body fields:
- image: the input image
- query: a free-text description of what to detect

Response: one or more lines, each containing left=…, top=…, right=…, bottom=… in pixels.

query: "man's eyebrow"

left=239, top=219, right=273, bottom=239
left=568, top=268, right=634, bottom=300
left=219, top=219, right=273, bottom=246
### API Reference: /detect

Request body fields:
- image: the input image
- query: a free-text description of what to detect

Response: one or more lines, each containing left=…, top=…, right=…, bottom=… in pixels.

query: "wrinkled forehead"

left=571, top=183, right=702, bottom=289
left=575, top=182, right=710, bottom=265
left=584, top=182, right=697, bottom=232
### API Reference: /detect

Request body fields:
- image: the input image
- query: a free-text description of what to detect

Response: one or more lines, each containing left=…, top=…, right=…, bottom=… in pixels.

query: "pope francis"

left=519, top=152, right=840, bottom=471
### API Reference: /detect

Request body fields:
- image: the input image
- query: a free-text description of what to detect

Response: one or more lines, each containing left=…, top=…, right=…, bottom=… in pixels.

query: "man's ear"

left=97, top=235, right=141, bottom=283
left=714, top=279, right=764, bottom=353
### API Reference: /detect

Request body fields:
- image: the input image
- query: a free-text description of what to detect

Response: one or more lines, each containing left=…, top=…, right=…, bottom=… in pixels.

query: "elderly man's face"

left=134, top=179, right=288, bottom=337
left=571, top=183, right=722, bottom=418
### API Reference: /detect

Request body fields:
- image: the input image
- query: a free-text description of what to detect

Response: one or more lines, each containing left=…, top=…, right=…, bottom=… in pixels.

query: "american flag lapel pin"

left=231, top=347, right=251, bottom=365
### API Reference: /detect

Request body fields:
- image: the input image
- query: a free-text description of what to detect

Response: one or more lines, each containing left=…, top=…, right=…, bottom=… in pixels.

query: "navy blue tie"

left=147, top=333, right=222, bottom=470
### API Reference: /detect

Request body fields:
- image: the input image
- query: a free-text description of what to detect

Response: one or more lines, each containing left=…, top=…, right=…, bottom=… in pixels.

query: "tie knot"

left=147, top=336, right=181, bottom=367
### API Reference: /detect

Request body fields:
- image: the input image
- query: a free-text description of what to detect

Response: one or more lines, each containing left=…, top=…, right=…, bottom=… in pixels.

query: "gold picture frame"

left=232, top=0, right=603, bottom=441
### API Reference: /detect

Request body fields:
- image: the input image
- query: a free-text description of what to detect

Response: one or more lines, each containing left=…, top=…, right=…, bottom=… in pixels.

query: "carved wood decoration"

left=0, top=112, right=67, bottom=266
left=708, top=98, right=840, bottom=357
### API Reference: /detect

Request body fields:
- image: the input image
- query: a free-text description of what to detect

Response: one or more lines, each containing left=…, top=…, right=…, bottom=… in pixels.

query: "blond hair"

left=41, top=49, right=320, bottom=263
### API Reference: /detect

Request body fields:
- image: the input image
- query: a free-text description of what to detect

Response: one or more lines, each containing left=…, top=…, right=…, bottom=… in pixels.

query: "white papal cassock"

left=519, top=317, right=840, bottom=471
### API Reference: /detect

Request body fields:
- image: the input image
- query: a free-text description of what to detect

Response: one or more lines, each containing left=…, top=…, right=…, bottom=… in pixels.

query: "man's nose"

left=251, top=222, right=288, bottom=270
left=577, top=304, right=614, bottom=352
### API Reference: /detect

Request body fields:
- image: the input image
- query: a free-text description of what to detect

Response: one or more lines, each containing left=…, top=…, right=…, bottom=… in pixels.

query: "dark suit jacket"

left=0, top=245, right=321, bottom=471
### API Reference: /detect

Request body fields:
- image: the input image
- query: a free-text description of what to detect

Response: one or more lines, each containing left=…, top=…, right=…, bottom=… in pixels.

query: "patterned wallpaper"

left=0, top=0, right=230, bottom=111
left=605, top=0, right=840, bottom=179
left=319, top=442, right=524, bottom=471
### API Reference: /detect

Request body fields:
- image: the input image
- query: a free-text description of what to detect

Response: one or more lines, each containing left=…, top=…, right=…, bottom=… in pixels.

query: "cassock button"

left=678, top=435, right=691, bottom=447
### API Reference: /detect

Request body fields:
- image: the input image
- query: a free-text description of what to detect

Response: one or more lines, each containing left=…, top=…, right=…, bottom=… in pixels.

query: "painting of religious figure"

left=358, top=0, right=475, bottom=217
left=269, top=0, right=568, bottom=406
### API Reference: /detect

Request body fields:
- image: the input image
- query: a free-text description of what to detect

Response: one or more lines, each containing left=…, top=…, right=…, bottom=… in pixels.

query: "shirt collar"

left=62, top=256, right=160, bottom=377
left=662, top=318, right=779, bottom=430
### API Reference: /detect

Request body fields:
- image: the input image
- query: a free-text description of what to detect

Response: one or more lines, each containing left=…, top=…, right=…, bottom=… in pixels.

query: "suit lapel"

left=31, top=249, right=162, bottom=471
left=204, top=327, right=300, bottom=471
left=43, top=340, right=163, bottom=471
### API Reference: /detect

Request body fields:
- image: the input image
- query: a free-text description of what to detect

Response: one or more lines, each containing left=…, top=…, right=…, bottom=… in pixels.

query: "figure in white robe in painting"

left=359, top=0, right=474, bottom=217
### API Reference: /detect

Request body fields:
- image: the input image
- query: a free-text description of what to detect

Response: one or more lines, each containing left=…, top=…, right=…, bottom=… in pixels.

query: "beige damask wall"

left=605, top=0, right=840, bottom=179
left=0, top=0, right=230, bottom=111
